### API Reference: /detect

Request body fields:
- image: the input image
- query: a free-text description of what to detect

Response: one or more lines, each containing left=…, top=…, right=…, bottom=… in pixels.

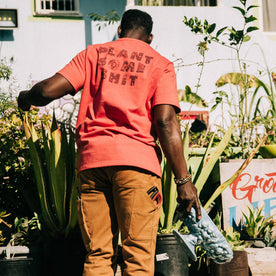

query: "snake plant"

left=22, top=112, right=78, bottom=238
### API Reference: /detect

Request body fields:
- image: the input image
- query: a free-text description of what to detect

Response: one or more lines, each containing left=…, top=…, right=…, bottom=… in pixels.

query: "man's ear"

left=147, top=34, right=153, bottom=45
left=117, top=26, right=122, bottom=38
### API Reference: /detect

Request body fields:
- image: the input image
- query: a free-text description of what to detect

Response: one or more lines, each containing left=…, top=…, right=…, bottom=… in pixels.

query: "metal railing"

left=36, top=0, right=79, bottom=14
left=132, top=0, right=216, bottom=6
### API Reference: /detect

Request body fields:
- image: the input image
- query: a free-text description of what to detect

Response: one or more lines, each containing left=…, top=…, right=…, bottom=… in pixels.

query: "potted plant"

left=154, top=1, right=274, bottom=274
left=187, top=210, right=249, bottom=276
left=209, top=225, right=249, bottom=276
left=240, top=205, right=276, bottom=275
left=155, top=116, right=270, bottom=276
left=0, top=211, right=43, bottom=276
left=21, top=112, right=86, bottom=275
left=240, top=205, right=275, bottom=247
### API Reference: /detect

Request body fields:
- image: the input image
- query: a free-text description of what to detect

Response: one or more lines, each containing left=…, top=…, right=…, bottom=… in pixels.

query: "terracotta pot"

left=210, top=250, right=249, bottom=276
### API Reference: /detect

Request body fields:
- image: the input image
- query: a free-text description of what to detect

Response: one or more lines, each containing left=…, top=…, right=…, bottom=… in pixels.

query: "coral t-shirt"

left=58, top=38, right=180, bottom=177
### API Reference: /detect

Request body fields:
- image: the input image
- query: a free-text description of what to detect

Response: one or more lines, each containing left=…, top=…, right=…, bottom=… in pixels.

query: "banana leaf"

left=178, top=86, right=208, bottom=108
left=215, top=73, right=259, bottom=88
left=216, top=72, right=276, bottom=119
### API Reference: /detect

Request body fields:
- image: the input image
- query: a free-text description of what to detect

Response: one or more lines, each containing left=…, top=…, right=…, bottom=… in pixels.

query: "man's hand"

left=176, top=181, right=201, bottom=220
left=17, top=90, right=31, bottom=111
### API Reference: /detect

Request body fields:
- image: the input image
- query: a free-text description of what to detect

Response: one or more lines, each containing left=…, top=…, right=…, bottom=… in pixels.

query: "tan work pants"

left=77, top=166, right=162, bottom=276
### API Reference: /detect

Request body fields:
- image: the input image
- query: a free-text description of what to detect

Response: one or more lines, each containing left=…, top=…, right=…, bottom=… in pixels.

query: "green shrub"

left=0, top=102, right=38, bottom=218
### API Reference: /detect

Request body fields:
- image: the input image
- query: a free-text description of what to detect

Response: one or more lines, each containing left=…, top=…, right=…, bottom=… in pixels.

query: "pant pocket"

left=128, top=189, right=161, bottom=241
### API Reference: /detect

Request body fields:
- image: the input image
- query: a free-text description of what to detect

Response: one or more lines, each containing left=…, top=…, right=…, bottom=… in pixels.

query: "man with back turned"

left=18, top=9, right=201, bottom=276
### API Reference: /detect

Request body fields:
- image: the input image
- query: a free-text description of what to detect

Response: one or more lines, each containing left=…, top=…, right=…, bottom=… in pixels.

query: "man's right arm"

left=17, top=73, right=75, bottom=111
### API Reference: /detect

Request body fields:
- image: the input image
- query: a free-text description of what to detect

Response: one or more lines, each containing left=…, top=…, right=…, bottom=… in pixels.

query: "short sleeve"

left=152, top=62, right=181, bottom=113
left=58, top=49, right=86, bottom=93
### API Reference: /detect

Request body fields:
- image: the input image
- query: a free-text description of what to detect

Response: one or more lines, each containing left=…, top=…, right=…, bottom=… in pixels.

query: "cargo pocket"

left=128, top=187, right=161, bottom=241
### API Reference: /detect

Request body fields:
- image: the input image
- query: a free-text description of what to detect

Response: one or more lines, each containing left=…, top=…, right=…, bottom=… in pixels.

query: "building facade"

left=0, top=0, right=275, bottom=125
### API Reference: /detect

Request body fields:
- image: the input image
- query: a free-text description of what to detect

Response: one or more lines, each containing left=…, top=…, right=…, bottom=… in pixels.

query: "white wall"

left=124, top=4, right=276, bottom=127
left=1, top=0, right=275, bottom=127
left=0, top=0, right=85, bottom=88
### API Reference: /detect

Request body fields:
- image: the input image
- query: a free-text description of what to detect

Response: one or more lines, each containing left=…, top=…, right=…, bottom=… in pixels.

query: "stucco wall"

left=1, top=0, right=275, bottom=126
left=0, top=0, right=125, bottom=86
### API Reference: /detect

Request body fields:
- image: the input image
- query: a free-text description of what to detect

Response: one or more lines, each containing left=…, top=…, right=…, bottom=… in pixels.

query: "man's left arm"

left=17, top=73, right=75, bottom=111
left=153, top=104, right=201, bottom=220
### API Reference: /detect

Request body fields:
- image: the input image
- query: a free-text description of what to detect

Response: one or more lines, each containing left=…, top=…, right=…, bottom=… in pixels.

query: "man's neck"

left=121, top=30, right=150, bottom=44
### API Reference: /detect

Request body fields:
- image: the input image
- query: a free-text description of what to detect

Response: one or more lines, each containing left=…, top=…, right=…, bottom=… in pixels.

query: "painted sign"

left=220, top=159, right=276, bottom=228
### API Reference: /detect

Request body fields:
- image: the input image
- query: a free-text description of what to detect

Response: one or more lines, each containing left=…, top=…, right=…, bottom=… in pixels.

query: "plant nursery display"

left=1, top=1, right=276, bottom=275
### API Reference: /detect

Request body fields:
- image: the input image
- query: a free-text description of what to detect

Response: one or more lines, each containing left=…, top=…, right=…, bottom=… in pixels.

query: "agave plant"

left=242, top=205, right=274, bottom=239
left=22, top=112, right=78, bottom=238
left=158, top=156, right=180, bottom=233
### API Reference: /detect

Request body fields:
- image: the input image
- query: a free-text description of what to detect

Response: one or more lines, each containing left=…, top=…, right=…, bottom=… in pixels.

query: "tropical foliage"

left=178, top=86, right=208, bottom=108
left=158, top=119, right=269, bottom=233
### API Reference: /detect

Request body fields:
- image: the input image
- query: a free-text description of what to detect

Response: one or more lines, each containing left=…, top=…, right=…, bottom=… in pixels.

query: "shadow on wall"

left=0, top=30, right=14, bottom=42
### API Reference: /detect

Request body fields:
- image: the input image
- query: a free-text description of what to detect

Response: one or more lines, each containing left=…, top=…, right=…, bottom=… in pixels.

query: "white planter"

left=245, top=247, right=276, bottom=276
left=0, top=246, right=29, bottom=259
